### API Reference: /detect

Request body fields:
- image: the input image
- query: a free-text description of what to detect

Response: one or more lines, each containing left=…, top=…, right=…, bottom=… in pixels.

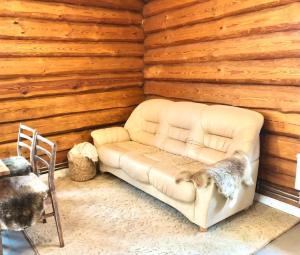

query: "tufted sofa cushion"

left=124, top=99, right=172, bottom=147
left=124, top=100, right=263, bottom=164
left=98, top=141, right=158, bottom=169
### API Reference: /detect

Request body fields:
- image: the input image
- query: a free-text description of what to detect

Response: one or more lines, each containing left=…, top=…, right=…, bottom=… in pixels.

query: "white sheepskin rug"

left=25, top=172, right=299, bottom=255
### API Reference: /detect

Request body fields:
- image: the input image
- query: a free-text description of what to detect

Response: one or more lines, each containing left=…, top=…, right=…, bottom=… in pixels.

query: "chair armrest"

left=91, top=127, right=130, bottom=147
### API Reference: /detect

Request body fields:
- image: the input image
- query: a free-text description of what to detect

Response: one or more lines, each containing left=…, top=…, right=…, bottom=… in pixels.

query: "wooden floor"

left=2, top=223, right=300, bottom=255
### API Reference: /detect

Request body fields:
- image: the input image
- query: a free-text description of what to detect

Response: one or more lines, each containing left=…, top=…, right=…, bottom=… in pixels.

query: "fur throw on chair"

left=1, top=156, right=32, bottom=177
left=176, top=151, right=253, bottom=201
left=0, top=173, right=48, bottom=231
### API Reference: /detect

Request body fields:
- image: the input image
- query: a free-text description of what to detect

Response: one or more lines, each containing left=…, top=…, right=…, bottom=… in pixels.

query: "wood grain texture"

left=0, top=0, right=142, bottom=25
left=143, top=0, right=201, bottom=17
left=145, top=2, right=300, bottom=48
left=0, top=0, right=144, bottom=165
left=260, top=156, right=296, bottom=177
left=0, top=40, right=144, bottom=57
left=0, top=72, right=143, bottom=99
left=144, top=59, right=300, bottom=86
left=0, top=87, right=144, bottom=123
left=0, top=57, right=143, bottom=78
left=144, top=0, right=295, bottom=32
left=261, top=135, right=300, bottom=161
left=145, top=30, right=300, bottom=64
left=143, top=0, right=300, bottom=200
left=34, top=0, right=143, bottom=11
left=0, top=17, right=144, bottom=42
left=144, top=81, right=300, bottom=113
left=0, top=107, right=134, bottom=144
left=257, top=110, right=300, bottom=137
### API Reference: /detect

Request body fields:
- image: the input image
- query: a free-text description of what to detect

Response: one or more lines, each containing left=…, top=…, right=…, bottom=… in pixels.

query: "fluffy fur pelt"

left=1, top=156, right=32, bottom=177
left=176, top=151, right=253, bottom=202
left=0, top=173, right=48, bottom=231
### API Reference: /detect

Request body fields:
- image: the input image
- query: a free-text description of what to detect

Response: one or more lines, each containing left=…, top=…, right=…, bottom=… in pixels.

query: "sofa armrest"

left=91, top=127, right=130, bottom=147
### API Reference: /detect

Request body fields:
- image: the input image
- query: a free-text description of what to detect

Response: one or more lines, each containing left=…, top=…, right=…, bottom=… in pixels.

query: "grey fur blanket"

left=0, top=173, right=48, bottom=231
left=176, top=151, right=253, bottom=201
left=1, top=156, right=32, bottom=177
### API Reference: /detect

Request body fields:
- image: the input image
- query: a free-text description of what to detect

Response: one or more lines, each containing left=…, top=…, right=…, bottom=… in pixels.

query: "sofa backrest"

left=125, top=99, right=264, bottom=163
left=124, top=99, right=173, bottom=147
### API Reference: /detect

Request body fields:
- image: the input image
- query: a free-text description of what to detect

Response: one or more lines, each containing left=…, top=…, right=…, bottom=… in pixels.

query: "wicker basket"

left=67, top=143, right=98, bottom=182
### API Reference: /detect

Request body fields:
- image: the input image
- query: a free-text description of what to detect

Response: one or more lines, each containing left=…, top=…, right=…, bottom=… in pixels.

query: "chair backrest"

left=32, top=134, right=57, bottom=190
left=17, top=123, right=37, bottom=166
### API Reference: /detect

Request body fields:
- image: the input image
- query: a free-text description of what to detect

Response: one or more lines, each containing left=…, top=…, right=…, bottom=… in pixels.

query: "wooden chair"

left=1, top=124, right=38, bottom=177
left=32, top=134, right=64, bottom=247
left=17, top=123, right=37, bottom=165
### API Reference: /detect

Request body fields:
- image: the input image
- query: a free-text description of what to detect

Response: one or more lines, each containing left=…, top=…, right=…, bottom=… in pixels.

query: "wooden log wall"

left=0, top=0, right=144, bottom=164
left=143, top=0, right=300, bottom=202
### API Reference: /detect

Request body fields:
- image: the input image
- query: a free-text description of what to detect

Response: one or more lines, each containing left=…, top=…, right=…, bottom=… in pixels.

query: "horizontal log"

left=0, top=40, right=144, bottom=57
left=0, top=17, right=144, bottom=42
left=0, top=57, right=143, bottom=78
left=143, top=0, right=200, bottom=17
left=261, top=134, right=300, bottom=161
left=145, top=2, right=300, bottom=48
left=56, top=150, right=69, bottom=165
left=258, top=169, right=295, bottom=189
left=144, top=0, right=295, bottom=33
left=144, top=81, right=300, bottom=113
left=0, top=73, right=143, bottom=99
left=0, top=107, right=134, bottom=144
left=145, top=30, right=300, bottom=64
left=0, top=87, right=144, bottom=123
left=146, top=94, right=300, bottom=137
left=144, top=58, right=300, bottom=86
left=260, top=155, right=296, bottom=177
left=0, top=0, right=142, bottom=25
left=257, top=109, right=300, bottom=137
left=33, top=0, right=143, bottom=11
left=0, top=129, right=94, bottom=159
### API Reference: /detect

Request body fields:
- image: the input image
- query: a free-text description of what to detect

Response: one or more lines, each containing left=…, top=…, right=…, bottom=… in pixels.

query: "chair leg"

left=49, top=191, right=64, bottom=248
left=0, top=229, right=3, bottom=255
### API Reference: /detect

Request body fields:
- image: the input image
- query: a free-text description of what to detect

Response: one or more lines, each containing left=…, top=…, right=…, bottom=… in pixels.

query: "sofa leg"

left=199, top=227, right=208, bottom=232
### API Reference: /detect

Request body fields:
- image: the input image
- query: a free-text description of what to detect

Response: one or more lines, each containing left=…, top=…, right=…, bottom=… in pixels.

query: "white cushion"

left=149, top=162, right=199, bottom=203
left=98, top=141, right=157, bottom=169
left=120, top=153, right=158, bottom=183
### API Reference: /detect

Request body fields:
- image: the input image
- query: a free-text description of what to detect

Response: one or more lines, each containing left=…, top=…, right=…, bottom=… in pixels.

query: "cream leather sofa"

left=91, top=99, right=264, bottom=230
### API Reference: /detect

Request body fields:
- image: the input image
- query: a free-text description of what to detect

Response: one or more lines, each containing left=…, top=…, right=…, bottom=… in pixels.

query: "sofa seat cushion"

left=98, top=141, right=158, bottom=169
left=148, top=159, right=203, bottom=203
left=120, top=153, right=159, bottom=184
left=119, top=150, right=194, bottom=184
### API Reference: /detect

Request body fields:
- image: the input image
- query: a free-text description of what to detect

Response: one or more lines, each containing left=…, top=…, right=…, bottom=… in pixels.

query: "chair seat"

left=1, top=156, right=32, bottom=177
left=0, top=173, right=48, bottom=231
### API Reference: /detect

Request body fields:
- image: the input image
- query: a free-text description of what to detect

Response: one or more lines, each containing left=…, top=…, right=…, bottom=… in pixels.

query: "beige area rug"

left=25, top=173, right=299, bottom=255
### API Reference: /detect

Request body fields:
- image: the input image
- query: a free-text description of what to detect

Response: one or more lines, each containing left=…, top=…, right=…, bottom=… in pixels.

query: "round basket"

left=67, top=142, right=98, bottom=182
